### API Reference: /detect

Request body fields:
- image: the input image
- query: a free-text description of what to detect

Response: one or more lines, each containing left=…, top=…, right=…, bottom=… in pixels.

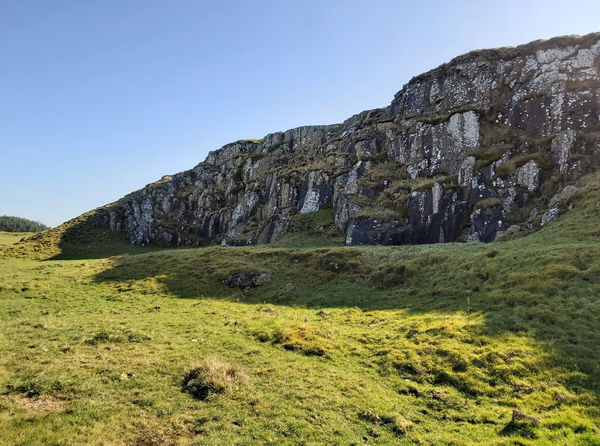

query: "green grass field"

left=0, top=232, right=32, bottom=246
left=1, top=173, right=599, bottom=445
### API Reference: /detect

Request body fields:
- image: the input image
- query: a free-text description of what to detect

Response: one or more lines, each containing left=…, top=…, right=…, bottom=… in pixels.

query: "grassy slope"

left=0, top=232, right=33, bottom=246
left=0, top=173, right=599, bottom=445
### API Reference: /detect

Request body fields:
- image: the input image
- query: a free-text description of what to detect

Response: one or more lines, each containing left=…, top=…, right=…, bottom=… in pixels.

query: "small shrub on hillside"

left=352, top=207, right=405, bottom=222
left=500, top=411, right=541, bottom=439
left=182, top=357, right=247, bottom=400
left=495, top=153, right=548, bottom=178
left=314, top=249, right=362, bottom=273
left=84, top=330, right=150, bottom=345
left=358, top=410, right=413, bottom=436
left=85, top=331, right=113, bottom=345
left=369, top=263, right=414, bottom=287
left=471, top=146, right=505, bottom=169
left=414, top=251, right=449, bottom=267
left=125, top=331, right=151, bottom=343
left=254, top=323, right=332, bottom=357
left=6, top=375, right=69, bottom=398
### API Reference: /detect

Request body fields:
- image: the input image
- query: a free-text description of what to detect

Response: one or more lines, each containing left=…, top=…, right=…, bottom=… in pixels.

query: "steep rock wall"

left=95, top=33, right=600, bottom=246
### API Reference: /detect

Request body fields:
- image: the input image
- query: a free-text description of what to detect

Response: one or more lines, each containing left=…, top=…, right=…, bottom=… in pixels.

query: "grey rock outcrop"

left=541, top=185, right=579, bottom=225
left=223, top=271, right=272, bottom=289
left=93, top=33, right=600, bottom=246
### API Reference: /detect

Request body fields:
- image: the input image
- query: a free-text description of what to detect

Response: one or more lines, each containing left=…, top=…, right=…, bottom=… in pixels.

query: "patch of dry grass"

left=7, top=395, right=66, bottom=414
left=182, top=357, right=247, bottom=400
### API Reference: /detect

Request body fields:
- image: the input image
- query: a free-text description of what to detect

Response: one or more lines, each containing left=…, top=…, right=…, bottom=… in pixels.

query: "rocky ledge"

left=92, top=33, right=600, bottom=246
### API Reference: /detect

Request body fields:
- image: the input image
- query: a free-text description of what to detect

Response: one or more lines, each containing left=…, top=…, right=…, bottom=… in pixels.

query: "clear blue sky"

left=2, top=0, right=599, bottom=227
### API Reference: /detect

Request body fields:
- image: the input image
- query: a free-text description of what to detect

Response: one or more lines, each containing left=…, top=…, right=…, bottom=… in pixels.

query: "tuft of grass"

left=277, top=209, right=343, bottom=247
left=352, top=207, right=405, bottom=222
left=358, top=410, right=414, bottom=436
left=474, top=197, right=503, bottom=210
left=495, top=153, right=548, bottom=178
left=253, top=323, right=333, bottom=357
left=182, top=357, right=247, bottom=400
left=84, top=330, right=151, bottom=345
left=470, top=146, right=507, bottom=169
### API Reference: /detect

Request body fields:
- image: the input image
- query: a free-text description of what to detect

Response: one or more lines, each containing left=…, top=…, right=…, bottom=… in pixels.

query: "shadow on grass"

left=92, top=236, right=600, bottom=403
left=3, top=205, right=346, bottom=261
left=2, top=207, right=176, bottom=261
left=47, top=210, right=168, bottom=260
left=12, top=171, right=600, bottom=415
left=49, top=238, right=165, bottom=261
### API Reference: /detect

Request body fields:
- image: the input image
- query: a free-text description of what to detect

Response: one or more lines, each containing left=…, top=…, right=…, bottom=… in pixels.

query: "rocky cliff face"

left=96, top=33, right=600, bottom=246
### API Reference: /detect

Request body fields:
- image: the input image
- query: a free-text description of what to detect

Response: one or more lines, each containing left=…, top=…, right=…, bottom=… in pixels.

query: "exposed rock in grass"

left=541, top=185, right=580, bottom=225
left=512, top=409, right=541, bottom=424
left=222, top=271, right=271, bottom=289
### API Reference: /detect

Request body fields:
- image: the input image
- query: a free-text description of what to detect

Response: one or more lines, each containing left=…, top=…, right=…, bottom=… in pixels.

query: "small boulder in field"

left=222, top=271, right=271, bottom=289
left=512, top=409, right=541, bottom=424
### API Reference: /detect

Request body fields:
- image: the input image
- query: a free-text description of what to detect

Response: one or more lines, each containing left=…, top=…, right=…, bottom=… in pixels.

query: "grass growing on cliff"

left=0, top=172, right=599, bottom=445
left=276, top=208, right=344, bottom=247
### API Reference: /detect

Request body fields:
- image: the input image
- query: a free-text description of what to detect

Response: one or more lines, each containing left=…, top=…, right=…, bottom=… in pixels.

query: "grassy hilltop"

left=0, top=172, right=599, bottom=445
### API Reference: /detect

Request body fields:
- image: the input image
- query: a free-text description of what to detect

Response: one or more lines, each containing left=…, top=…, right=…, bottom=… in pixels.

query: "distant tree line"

left=0, top=216, right=49, bottom=232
